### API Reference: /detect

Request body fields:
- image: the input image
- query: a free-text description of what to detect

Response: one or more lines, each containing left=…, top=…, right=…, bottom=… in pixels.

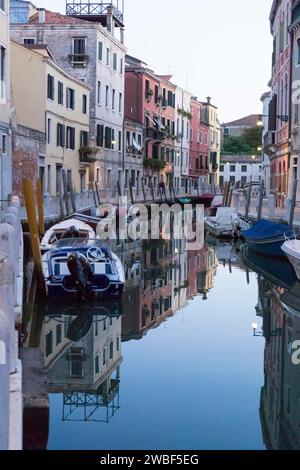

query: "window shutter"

left=62, top=125, right=66, bottom=148
left=57, top=123, right=60, bottom=146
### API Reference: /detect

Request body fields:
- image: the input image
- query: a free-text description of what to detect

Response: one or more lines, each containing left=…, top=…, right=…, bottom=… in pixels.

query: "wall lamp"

left=257, top=115, right=289, bottom=127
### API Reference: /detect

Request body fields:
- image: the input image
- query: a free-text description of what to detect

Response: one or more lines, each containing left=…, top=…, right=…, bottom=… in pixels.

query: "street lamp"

left=252, top=322, right=263, bottom=336
left=257, top=114, right=289, bottom=127
left=251, top=322, right=281, bottom=338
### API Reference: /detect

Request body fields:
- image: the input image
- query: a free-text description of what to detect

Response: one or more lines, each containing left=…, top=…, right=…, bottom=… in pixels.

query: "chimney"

left=38, top=8, right=46, bottom=24
left=206, top=96, right=211, bottom=105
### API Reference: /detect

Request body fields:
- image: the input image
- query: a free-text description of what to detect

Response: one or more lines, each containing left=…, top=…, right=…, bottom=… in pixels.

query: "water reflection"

left=25, top=236, right=300, bottom=450
left=243, top=249, right=300, bottom=450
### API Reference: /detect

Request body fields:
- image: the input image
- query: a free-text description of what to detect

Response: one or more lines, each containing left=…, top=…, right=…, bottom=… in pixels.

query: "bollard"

left=0, top=309, right=10, bottom=450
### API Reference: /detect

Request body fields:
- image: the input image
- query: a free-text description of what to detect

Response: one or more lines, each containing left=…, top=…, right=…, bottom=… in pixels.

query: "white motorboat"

left=205, top=207, right=241, bottom=238
left=42, top=238, right=125, bottom=300
left=40, top=219, right=96, bottom=252
left=282, top=239, right=300, bottom=281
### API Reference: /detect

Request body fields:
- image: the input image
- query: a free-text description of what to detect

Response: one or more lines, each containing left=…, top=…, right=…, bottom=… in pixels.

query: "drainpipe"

left=288, top=25, right=294, bottom=200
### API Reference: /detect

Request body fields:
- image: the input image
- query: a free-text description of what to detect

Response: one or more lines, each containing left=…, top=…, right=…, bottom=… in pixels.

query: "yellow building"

left=201, top=97, right=221, bottom=186
left=11, top=41, right=91, bottom=196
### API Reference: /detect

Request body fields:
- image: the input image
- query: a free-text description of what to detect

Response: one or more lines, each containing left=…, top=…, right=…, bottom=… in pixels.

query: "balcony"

left=146, top=127, right=166, bottom=142
left=79, top=147, right=98, bottom=165
left=69, top=53, right=89, bottom=67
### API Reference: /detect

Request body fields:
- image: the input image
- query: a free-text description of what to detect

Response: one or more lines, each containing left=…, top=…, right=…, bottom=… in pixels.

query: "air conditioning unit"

left=223, top=128, right=230, bottom=136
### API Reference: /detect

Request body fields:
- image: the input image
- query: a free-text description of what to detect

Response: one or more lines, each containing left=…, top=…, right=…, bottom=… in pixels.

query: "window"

left=47, top=74, right=54, bottom=100
left=113, top=52, right=117, bottom=71
left=80, top=130, right=88, bottom=147
left=56, top=324, right=62, bottom=346
left=0, top=0, right=5, bottom=12
left=96, top=124, right=104, bottom=147
left=1, top=133, right=7, bottom=155
left=23, top=38, right=35, bottom=45
left=112, top=88, right=115, bottom=110
left=109, top=341, right=113, bottom=360
left=105, top=86, right=109, bottom=107
left=241, top=165, right=247, bottom=172
left=66, top=127, right=75, bottom=150
left=95, top=355, right=100, bottom=374
left=103, top=348, right=107, bottom=366
left=57, top=123, right=65, bottom=147
left=69, top=348, right=84, bottom=378
left=118, top=130, right=122, bottom=152
left=104, top=127, right=112, bottom=149
left=241, top=176, right=247, bottom=186
left=0, top=45, right=6, bottom=99
left=230, top=176, right=235, bottom=185
left=297, top=38, right=300, bottom=66
left=119, top=92, right=122, bottom=113
left=219, top=164, right=224, bottom=172
left=72, top=37, right=86, bottom=62
left=168, top=90, right=173, bottom=107
left=111, top=129, right=115, bottom=150
left=82, top=94, right=87, bottom=114
left=98, top=41, right=103, bottom=61
left=97, top=81, right=101, bottom=105
left=116, top=337, right=120, bottom=352
left=107, top=169, right=112, bottom=188
left=120, top=57, right=123, bottom=74
left=230, top=165, right=235, bottom=172
left=45, top=331, right=53, bottom=357
left=47, top=165, right=51, bottom=194
left=58, top=81, right=64, bottom=105
left=47, top=118, right=51, bottom=144
left=66, top=87, right=75, bottom=110
left=106, top=48, right=110, bottom=66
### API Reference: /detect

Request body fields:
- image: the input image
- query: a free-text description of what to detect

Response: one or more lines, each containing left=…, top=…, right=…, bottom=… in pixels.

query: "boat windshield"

left=54, top=238, right=112, bottom=256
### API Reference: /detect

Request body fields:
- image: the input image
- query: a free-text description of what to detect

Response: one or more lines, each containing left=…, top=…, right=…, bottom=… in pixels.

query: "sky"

left=31, top=0, right=273, bottom=123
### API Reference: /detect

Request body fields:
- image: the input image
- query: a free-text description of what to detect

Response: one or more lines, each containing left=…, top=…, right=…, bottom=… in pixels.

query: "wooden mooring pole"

left=245, top=184, right=252, bottom=219
left=23, top=179, right=46, bottom=298
left=257, top=181, right=264, bottom=221
left=289, top=179, right=298, bottom=227
left=36, top=178, right=45, bottom=236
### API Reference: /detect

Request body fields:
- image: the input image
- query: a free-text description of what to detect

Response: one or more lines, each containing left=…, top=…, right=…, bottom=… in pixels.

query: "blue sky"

left=31, top=0, right=273, bottom=122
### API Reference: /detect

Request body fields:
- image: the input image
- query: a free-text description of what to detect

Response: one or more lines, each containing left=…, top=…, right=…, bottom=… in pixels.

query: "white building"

left=175, top=87, right=193, bottom=194
left=10, top=1, right=126, bottom=202
left=219, top=154, right=263, bottom=187
left=260, top=92, right=271, bottom=196
left=0, top=0, right=12, bottom=207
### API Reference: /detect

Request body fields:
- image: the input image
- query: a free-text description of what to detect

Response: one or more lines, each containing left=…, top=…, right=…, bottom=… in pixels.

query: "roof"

left=221, top=154, right=263, bottom=164
left=223, top=114, right=261, bottom=128
left=29, top=9, right=92, bottom=25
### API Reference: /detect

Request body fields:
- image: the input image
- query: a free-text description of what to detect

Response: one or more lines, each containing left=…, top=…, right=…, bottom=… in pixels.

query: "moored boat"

left=205, top=207, right=242, bottom=238
left=42, top=238, right=125, bottom=300
left=242, top=219, right=295, bottom=257
left=282, top=239, right=300, bottom=280
left=41, top=219, right=95, bottom=252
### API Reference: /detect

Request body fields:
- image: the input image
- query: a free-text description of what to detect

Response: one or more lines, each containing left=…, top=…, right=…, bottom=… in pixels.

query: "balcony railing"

left=146, top=127, right=166, bottom=141
left=79, top=148, right=98, bottom=164
left=66, top=2, right=124, bottom=24
left=69, top=53, right=89, bottom=67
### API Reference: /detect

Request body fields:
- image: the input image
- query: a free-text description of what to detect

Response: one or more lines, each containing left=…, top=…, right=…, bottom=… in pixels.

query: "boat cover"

left=243, top=219, right=294, bottom=242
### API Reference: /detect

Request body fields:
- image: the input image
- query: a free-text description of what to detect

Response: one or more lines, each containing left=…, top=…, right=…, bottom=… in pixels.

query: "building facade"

left=219, top=154, right=263, bottom=187
left=11, top=41, right=90, bottom=196
left=201, top=97, right=221, bottom=186
left=190, top=98, right=209, bottom=190
left=269, top=0, right=291, bottom=207
left=0, top=0, right=12, bottom=207
left=10, top=1, right=126, bottom=201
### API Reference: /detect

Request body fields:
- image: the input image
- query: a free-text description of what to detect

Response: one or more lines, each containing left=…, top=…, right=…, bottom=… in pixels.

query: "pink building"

left=269, top=0, right=291, bottom=207
left=125, top=55, right=176, bottom=191
left=190, top=99, right=209, bottom=188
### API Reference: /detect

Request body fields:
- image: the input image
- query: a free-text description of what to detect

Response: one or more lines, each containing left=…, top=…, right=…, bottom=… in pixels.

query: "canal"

left=22, top=236, right=300, bottom=450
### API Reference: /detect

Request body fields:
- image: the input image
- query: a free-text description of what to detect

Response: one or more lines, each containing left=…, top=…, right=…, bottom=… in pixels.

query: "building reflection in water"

left=24, top=236, right=244, bottom=442
left=244, top=247, right=300, bottom=450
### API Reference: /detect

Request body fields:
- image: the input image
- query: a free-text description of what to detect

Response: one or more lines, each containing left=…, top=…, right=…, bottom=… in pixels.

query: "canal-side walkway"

left=0, top=198, right=23, bottom=450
